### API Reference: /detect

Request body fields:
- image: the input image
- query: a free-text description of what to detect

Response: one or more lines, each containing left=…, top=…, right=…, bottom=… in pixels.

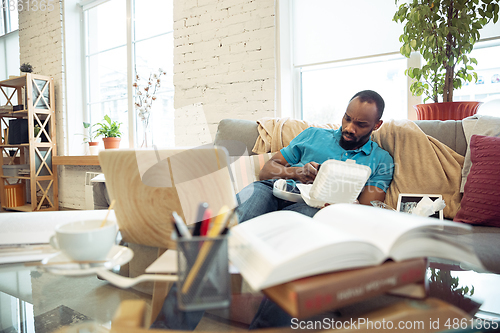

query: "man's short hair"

left=350, top=90, right=385, bottom=120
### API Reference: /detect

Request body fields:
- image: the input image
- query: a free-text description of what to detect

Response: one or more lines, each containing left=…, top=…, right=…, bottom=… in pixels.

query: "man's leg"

left=281, top=201, right=320, bottom=217
left=236, top=180, right=290, bottom=223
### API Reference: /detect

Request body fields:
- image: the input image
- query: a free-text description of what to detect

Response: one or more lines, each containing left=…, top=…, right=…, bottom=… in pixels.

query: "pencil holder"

left=176, top=236, right=230, bottom=311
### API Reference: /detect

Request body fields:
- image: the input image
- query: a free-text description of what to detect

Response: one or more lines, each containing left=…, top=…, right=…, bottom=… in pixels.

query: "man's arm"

left=357, top=185, right=386, bottom=206
left=258, top=151, right=319, bottom=184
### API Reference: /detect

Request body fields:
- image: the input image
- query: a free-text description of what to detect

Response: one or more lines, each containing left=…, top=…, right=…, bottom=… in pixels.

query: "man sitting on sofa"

left=236, top=89, right=395, bottom=223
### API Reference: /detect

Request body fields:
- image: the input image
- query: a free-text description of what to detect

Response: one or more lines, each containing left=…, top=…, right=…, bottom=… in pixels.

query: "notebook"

left=99, top=147, right=237, bottom=249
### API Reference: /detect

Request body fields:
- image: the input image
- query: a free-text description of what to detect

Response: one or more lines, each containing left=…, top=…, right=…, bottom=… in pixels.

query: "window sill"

left=53, top=156, right=100, bottom=166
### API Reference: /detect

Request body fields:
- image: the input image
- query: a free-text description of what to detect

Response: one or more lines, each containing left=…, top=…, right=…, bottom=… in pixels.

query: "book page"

left=231, top=210, right=366, bottom=265
left=312, top=203, right=470, bottom=256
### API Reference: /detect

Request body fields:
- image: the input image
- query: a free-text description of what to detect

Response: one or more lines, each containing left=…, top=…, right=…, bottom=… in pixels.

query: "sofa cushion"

left=230, top=153, right=273, bottom=194
left=215, top=119, right=260, bottom=156
left=454, top=135, right=500, bottom=227
left=414, top=120, right=466, bottom=156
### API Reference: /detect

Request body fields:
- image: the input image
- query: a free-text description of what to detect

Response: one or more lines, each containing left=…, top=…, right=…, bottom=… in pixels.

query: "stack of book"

left=263, top=258, right=427, bottom=318
left=228, top=203, right=484, bottom=318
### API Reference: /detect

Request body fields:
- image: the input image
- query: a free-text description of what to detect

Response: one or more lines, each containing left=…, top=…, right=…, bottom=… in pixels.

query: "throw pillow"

left=454, top=135, right=500, bottom=227
left=229, top=153, right=273, bottom=194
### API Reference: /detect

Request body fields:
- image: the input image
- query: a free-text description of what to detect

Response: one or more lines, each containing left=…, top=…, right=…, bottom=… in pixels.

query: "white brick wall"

left=174, top=0, right=276, bottom=146
left=18, top=1, right=66, bottom=154
left=58, top=165, right=102, bottom=209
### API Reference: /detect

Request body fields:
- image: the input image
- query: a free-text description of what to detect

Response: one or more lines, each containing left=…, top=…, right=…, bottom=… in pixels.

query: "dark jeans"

left=236, top=179, right=320, bottom=222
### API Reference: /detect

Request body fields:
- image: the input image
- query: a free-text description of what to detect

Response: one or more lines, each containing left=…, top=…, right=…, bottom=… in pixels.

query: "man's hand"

left=259, top=152, right=320, bottom=183
left=294, top=162, right=320, bottom=184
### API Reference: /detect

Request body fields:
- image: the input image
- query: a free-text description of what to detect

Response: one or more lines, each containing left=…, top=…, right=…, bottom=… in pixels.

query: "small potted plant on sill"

left=19, top=63, right=34, bottom=74
left=93, top=115, right=122, bottom=149
left=82, top=122, right=100, bottom=155
left=393, top=0, right=500, bottom=120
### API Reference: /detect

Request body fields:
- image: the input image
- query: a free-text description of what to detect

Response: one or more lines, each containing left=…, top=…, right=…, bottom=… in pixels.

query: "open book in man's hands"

left=228, top=203, right=483, bottom=291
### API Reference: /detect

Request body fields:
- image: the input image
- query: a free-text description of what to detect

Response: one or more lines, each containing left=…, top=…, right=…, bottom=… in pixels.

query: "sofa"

left=94, top=118, right=500, bottom=295
left=212, top=118, right=500, bottom=275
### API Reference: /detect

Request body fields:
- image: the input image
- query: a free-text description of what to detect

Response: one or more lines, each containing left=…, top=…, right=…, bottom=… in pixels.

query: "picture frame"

left=396, top=193, right=444, bottom=220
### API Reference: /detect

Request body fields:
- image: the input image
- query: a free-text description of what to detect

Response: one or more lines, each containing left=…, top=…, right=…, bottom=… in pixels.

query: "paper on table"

left=0, top=210, right=117, bottom=264
left=146, top=248, right=240, bottom=274
left=0, top=244, right=56, bottom=264
left=0, top=210, right=117, bottom=246
left=146, top=249, right=178, bottom=273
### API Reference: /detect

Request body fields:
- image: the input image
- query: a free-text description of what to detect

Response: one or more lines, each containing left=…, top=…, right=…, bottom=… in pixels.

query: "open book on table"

left=228, top=203, right=483, bottom=291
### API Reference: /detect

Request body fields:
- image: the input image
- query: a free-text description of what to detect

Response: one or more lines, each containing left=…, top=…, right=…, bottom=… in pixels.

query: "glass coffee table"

left=0, top=262, right=152, bottom=333
left=1, top=258, right=500, bottom=333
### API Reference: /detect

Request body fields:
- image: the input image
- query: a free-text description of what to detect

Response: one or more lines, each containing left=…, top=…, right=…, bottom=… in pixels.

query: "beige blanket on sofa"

left=253, top=118, right=464, bottom=219
left=372, top=120, right=464, bottom=219
left=252, top=117, right=339, bottom=154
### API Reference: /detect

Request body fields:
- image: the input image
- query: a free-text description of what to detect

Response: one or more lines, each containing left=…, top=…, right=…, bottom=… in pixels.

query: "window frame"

left=0, top=6, right=20, bottom=83
left=80, top=0, right=173, bottom=148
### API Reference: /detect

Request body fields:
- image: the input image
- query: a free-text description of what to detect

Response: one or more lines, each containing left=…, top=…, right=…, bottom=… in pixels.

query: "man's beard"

left=339, top=131, right=371, bottom=150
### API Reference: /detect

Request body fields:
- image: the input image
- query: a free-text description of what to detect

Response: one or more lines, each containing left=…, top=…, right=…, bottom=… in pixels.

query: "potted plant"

left=393, top=0, right=500, bottom=120
left=19, top=63, right=34, bottom=74
left=93, top=115, right=122, bottom=149
left=82, top=122, right=100, bottom=155
left=34, top=124, right=41, bottom=143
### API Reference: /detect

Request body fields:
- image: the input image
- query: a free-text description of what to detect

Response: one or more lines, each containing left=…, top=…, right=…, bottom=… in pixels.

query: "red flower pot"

left=413, top=101, right=482, bottom=121
left=102, top=137, right=121, bottom=149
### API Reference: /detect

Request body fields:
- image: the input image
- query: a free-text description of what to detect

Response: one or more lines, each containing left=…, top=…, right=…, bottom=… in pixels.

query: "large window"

left=282, top=0, right=500, bottom=122
left=0, top=3, right=19, bottom=82
left=83, top=0, right=174, bottom=148
left=453, top=42, right=500, bottom=117
left=301, top=55, right=408, bottom=124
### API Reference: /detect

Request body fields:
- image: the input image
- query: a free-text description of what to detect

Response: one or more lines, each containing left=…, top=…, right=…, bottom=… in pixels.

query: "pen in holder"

left=176, top=235, right=230, bottom=311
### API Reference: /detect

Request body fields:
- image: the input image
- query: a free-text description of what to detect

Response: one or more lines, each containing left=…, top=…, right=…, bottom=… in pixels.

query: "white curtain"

left=292, top=0, right=403, bottom=66
left=0, top=30, right=20, bottom=80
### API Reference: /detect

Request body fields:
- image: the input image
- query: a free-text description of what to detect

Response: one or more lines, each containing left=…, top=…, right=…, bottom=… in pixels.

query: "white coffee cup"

left=50, top=220, right=118, bottom=262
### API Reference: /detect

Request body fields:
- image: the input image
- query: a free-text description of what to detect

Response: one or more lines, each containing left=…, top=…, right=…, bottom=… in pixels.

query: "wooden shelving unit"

left=0, top=74, right=58, bottom=211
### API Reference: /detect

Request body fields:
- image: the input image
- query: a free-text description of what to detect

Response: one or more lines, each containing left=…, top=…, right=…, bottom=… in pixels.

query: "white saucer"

left=40, top=245, right=134, bottom=276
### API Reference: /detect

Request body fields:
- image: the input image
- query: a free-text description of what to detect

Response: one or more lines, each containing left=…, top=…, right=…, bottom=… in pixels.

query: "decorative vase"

left=88, top=141, right=100, bottom=155
left=102, top=137, right=121, bottom=149
left=413, top=101, right=482, bottom=121
left=140, top=117, right=153, bottom=148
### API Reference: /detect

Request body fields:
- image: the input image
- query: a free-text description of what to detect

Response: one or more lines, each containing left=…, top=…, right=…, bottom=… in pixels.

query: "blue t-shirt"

left=280, top=127, right=394, bottom=192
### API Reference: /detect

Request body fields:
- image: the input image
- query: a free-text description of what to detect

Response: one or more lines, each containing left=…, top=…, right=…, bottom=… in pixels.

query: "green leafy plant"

left=82, top=121, right=94, bottom=142
left=93, top=115, right=122, bottom=138
left=19, top=63, right=34, bottom=73
left=34, top=124, right=41, bottom=137
left=394, top=0, right=500, bottom=103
